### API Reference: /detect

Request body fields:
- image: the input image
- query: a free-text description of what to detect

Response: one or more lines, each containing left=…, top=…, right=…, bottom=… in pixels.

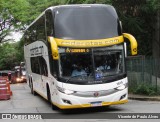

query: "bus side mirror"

left=48, top=36, right=59, bottom=60
left=123, top=33, right=138, bottom=55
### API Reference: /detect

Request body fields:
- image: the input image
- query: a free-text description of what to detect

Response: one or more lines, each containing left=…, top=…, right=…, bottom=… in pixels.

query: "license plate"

left=90, top=101, right=102, bottom=107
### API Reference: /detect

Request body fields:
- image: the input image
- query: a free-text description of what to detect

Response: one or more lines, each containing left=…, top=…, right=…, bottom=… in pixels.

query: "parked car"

left=0, top=71, right=8, bottom=79
left=0, top=70, right=10, bottom=83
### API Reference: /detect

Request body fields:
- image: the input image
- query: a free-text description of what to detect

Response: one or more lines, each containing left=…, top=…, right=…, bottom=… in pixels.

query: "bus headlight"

left=115, top=83, right=127, bottom=90
left=56, top=86, right=76, bottom=95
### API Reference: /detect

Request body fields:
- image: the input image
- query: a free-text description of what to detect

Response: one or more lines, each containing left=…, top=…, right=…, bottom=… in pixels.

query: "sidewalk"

left=129, top=94, right=160, bottom=101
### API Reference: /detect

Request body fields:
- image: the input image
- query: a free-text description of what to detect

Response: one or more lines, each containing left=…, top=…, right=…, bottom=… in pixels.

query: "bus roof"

left=47, top=4, right=114, bottom=11
left=25, top=4, right=117, bottom=31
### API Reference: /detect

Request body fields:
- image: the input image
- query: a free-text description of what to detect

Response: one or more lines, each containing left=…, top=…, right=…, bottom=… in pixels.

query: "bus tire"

left=30, top=80, right=37, bottom=96
left=29, top=77, right=31, bottom=88
left=30, top=81, right=34, bottom=94
left=46, top=84, right=58, bottom=110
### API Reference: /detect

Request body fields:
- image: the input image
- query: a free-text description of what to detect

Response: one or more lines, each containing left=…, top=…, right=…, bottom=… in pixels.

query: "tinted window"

left=25, top=15, right=46, bottom=44
left=2, top=73, right=8, bottom=76
left=0, top=72, right=8, bottom=76
left=31, top=57, right=40, bottom=74
left=39, top=57, right=48, bottom=76
left=46, top=11, right=54, bottom=36
left=30, top=57, right=48, bottom=76
left=36, top=16, right=46, bottom=41
left=54, top=6, right=121, bottom=40
left=45, top=11, right=57, bottom=77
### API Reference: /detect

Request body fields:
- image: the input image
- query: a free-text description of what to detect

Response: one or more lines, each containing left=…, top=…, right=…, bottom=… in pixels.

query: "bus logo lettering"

left=30, top=46, right=44, bottom=56
left=59, top=38, right=120, bottom=47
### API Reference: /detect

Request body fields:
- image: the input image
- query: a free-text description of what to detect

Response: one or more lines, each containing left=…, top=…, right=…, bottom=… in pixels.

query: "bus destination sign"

left=65, top=48, right=90, bottom=53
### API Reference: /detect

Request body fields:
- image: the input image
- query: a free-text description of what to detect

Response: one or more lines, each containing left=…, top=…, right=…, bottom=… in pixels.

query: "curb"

left=128, top=94, right=160, bottom=101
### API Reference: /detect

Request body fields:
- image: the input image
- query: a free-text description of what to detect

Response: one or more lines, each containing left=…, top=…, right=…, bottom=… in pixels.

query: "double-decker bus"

left=23, top=4, right=137, bottom=109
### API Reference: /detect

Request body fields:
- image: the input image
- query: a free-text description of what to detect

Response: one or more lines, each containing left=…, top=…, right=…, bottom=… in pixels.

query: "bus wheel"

left=47, top=85, right=58, bottom=110
left=30, top=81, right=36, bottom=96
left=51, top=102, right=58, bottom=110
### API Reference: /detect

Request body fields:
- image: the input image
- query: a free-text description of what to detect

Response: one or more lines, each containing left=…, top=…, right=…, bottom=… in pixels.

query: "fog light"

left=120, top=94, right=126, bottom=100
left=62, top=99, right=72, bottom=104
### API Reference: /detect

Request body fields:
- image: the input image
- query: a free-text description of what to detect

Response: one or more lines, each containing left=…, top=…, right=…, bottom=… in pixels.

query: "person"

left=71, top=63, right=87, bottom=77
left=105, top=60, right=111, bottom=70
left=97, top=65, right=105, bottom=71
left=97, top=60, right=111, bottom=71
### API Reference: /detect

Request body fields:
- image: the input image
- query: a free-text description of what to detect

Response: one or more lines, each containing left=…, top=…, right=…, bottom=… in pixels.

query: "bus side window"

left=45, top=11, right=54, bottom=37
left=30, top=57, right=40, bottom=74
left=36, top=15, right=45, bottom=41
left=29, top=24, right=37, bottom=42
left=45, top=10, right=57, bottom=78
left=39, top=56, right=48, bottom=76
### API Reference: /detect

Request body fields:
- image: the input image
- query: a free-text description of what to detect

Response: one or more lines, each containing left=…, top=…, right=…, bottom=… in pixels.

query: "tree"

left=112, top=0, right=160, bottom=55
left=0, top=42, right=23, bottom=70
left=0, top=0, right=30, bottom=42
left=0, top=1, right=14, bottom=43
left=0, top=0, right=70, bottom=43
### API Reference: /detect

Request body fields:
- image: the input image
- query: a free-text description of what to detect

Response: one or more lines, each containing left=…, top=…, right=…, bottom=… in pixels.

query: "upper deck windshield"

left=54, top=5, right=121, bottom=40
left=59, top=44, right=125, bottom=84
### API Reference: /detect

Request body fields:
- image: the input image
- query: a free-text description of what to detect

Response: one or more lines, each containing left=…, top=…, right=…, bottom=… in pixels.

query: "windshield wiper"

left=102, top=74, right=115, bottom=77
left=102, top=72, right=124, bottom=78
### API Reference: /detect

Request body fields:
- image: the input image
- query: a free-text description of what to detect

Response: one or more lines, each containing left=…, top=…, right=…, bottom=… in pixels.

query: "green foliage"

left=25, top=0, right=69, bottom=24
left=0, top=42, right=24, bottom=70
left=0, top=0, right=69, bottom=42
left=0, top=0, right=28, bottom=42
left=112, top=0, right=160, bottom=56
left=132, top=83, right=160, bottom=96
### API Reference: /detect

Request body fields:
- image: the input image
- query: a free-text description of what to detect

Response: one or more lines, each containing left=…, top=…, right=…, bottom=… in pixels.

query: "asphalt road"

left=0, top=83, right=160, bottom=122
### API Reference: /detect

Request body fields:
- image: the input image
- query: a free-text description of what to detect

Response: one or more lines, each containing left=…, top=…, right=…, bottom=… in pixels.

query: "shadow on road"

left=60, top=106, right=124, bottom=115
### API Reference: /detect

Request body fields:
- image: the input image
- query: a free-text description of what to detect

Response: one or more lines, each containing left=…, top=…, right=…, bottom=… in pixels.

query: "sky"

left=4, top=31, right=23, bottom=42
left=11, top=31, right=23, bottom=42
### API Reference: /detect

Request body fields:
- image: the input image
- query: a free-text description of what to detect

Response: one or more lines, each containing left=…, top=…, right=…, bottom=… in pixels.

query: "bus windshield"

left=59, top=44, right=125, bottom=84
left=54, top=6, right=121, bottom=40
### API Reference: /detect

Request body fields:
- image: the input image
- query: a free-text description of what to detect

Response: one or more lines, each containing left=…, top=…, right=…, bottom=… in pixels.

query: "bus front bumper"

left=52, top=88, right=128, bottom=109
left=53, top=100, right=128, bottom=109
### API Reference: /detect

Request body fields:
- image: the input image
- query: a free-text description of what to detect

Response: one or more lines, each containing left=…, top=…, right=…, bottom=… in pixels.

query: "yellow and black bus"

left=24, top=4, right=137, bottom=109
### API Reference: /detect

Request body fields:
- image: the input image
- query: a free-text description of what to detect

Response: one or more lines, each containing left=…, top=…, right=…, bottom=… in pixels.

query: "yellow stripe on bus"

left=52, top=100, right=128, bottom=109
left=54, top=36, right=124, bottom=47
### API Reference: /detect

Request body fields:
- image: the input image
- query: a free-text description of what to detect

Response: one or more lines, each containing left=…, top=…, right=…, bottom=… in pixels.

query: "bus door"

left=30, top=57, right=42, bottom=91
